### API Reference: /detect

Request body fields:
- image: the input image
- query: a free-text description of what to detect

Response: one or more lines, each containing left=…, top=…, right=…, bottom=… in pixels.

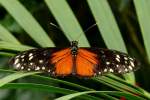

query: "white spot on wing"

left=104, top=68, right=107, bottom=72
left=116, top=65, right=119, bottom=68
left=129, top=57, right=134, bottom=60
left=42, top=67, right=45, bottom=70
left=116, top=55, right=120, bottom=58
left=106, top=62, right=110, bottom=65
left=29, top=56, right=33, bottom=60
left=35, top=67, right=40, bottom=71
left=125, top=68, right=128, bottom=72
left=52, top=71, right=55, bottom=74
left=15, top=55, right=20, bottom=58
left=30, top=63, right=33, bottom=65
left=48, top=69, right=51, bottom=72
left=130, top=61, right=135, bottom=67
left=124, top=57, right=128, bottom=60
left=14, top=59, right=19, bottom=65
left=39, top=60, right=43, bottom=63
left=29, top=53, right=33, bottom=57
left=115, top=58, right=120, bottom=62
left=21, top=55, right=25, bottom=58
left=118, top=70, right=122, bottom=73
left=109, top=68, right=114, bottom=72
left=98, top=72, right=101, bottom=74
left=21, top=59, right=24, bottom=61
left=16, top=63, right=21, bottom=68
left=27, top=68, right=31, bottom=71
left=21, top=66, right=24, bottom=70
left=128, top=65, right=133, bottom=70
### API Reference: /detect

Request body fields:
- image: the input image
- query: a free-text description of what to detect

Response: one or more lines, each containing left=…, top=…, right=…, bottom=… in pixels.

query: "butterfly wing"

left=77, top=48, right=140, bottom=76
left=9, top=48, right=72, bottom=76
left=51, top=48, right=73, bottom=76
left=9, top=47, right=140, bottom=77
left=76, top=49, right=98, bottom=77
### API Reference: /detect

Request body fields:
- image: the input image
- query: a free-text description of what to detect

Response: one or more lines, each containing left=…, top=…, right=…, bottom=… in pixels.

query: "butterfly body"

left=9, top=41, right=139, bottom=77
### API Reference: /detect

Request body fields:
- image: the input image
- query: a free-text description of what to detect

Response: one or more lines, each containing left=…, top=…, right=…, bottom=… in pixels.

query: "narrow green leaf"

left=33, top=75, right=93, bottom=91
left=97, top=77, right=142, bottom=94
left=109, top=92, right=146, bottom=100
left=87, top=0, right=135, bottom=84
left=0, top=69, right=149, bottom=99
left=106, top=74, right=150, bottom=99
left=0, top=41, right=34, bottom=51
left=0, top=72, right=40, bottom=87
left=0, top=0, right=55, bottom=47
left=55, top=91, right=113, bottom=100
left=0, top=52, right=14, bottom=56
left=1, top=83, right=75, bottom=94
left=0, top=69, right=122, bottom=99
left=33, top=76, right=117, bottom=100
left=45, top=0, right=89, bottom=47
left=133, top=0, right=150, bottom=62
left=1, top=83, right=100, bottom=100
left=93, top=77, right=150, bottom=99
left=0, top=24, right=20, bottom=44
left=55, top=91, right=143, bottom=100
left=87, top=0, right=126, bottom=51
left=0, top=68, right=94, bottom=91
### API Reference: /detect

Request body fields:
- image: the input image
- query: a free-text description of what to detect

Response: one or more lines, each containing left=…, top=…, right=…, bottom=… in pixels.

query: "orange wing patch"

left=55, top=55, right=72, bottom=76
left=50, top=48, right=72, bottom=76
left=51, top=48, right=70, bottom=63
left=76, top=49, right=98, bottom=77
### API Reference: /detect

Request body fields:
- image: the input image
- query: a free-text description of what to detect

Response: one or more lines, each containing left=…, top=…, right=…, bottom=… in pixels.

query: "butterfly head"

left=71, top=41, right=78, bottom=55
left=71, top=41, right=78, bottom=47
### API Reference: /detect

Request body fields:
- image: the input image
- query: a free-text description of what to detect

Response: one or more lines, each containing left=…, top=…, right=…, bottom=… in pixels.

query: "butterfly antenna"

left=50, top=22, right=62, bottom=31
left=84, top=23, right=97, bottom=33
left=76, top=23, right=97, bottom=41
left=49, top=22, right=73, bottom=40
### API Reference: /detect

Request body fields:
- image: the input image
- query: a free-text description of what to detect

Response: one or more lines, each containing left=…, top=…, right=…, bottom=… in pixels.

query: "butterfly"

left=9, top=41, right=140, bottom=77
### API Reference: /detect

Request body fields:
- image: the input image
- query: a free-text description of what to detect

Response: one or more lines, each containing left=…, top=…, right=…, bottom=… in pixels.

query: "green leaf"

left=55, top=91, right=144, bottom=100
left=87, top=0, right=135, bottom=84
left=0, top=69, right=149, bottom=99
left=133, top=0, right=150, bottom=62
left=95, top=77, right=141, bottom=94
left=1, top=83, right=100, bottom=100
left=0, top=41, right=34, bottom=51
left=0, top=68, right=93, bottom=91
left=0, top=71, right=40, bottom=87
left=106, top=74, right=150, bottom=99
left=0, top=52, right=14, bottom=56
left=0, top=24, right=20, bottom=44
left=0, top=0, right=55, bottom=47
left=0, top=69, right=117, bottom=99
left=45, top=0, right=89, bottom=47
left=87, top=0, right=126, bottom=51
left=92, top=76, right=150, bottom=99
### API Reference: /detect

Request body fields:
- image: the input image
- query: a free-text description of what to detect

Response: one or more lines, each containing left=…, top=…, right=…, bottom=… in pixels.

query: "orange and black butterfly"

left=9, top=41, right=140, bottom=77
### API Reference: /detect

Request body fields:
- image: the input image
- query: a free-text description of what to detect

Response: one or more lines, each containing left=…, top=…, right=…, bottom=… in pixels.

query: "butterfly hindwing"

left=79, top=48, right=140, bottom=76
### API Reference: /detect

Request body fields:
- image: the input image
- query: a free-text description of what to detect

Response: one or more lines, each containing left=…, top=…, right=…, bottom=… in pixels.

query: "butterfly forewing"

left=9, top=48, right=69, bottom=75
left=79, top=48, right=140, bottom=76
